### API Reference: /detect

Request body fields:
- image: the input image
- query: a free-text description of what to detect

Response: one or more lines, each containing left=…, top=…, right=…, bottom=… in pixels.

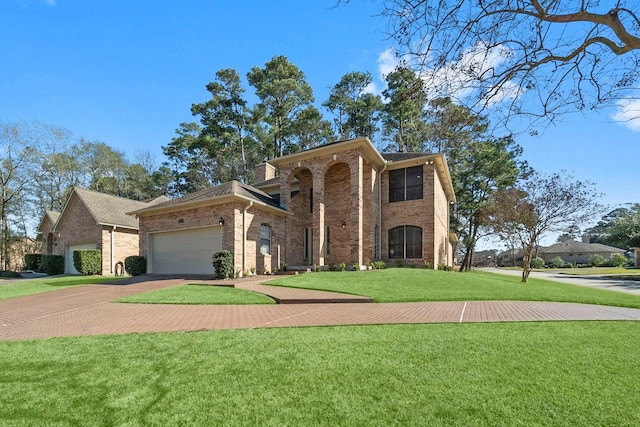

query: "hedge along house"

left=37, top=187, right=168, bottom=275
left=131, top=137, right=457, bottom=276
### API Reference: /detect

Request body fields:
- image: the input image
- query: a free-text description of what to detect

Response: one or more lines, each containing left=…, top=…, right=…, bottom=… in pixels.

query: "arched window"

left=260, top=224, right=271, bottom=255
left=388, top=226, right=422, bottom=259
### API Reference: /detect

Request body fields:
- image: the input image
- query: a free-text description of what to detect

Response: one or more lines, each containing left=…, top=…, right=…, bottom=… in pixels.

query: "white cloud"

left=419, top=41, right=521, bottom=105
left=44, top=0, right=55, bottom=5
left=612, top=97, right=640, bottom=132
left=377, top=48, right=399, bottom=78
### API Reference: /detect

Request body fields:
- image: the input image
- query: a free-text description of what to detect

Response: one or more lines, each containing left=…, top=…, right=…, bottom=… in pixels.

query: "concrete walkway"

left=1, top=275, right=640, bottom=342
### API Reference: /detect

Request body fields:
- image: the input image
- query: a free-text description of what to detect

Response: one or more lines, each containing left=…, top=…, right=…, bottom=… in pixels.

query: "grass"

left=0, top=276, right=120, bottom=301
left=265, top=268, right=640, bottom=308
left=1, top=322, right=639, bottom=426
left=115, top=284, right=275, bottom=305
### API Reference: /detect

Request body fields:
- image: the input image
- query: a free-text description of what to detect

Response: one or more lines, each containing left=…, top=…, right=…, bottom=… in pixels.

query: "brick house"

left=539, top=239, right=626, bottom=265
left=131, top=137, right=457, bottom=276
left=37, top=187, right=168, bottom=275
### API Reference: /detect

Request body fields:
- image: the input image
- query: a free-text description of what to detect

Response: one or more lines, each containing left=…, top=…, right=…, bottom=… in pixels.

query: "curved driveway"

left=1, top=274, right=640, bottom=341
left=480, top=268, right=640, bottom=295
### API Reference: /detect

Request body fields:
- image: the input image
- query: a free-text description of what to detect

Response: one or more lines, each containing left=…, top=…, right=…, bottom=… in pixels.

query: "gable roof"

left=130, top=180, right=287, bottom=217
left=36, top=210, right=61, bottom=234
left=541, top=240, right=625, bottom=254
left=55, top=187, right=168, bottom=231
left=267, top=137, right=387, bottom=169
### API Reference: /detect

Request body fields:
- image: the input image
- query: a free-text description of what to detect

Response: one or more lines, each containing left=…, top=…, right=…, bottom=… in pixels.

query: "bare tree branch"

left=368, top=0, right=640, bottom=129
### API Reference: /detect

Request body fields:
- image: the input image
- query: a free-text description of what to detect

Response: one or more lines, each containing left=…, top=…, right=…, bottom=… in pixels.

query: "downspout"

left=243, top=200, right=253, bottom=277
left=110, top=226, right=116, bottom=274
left=378, top=162, right=388, bottom=261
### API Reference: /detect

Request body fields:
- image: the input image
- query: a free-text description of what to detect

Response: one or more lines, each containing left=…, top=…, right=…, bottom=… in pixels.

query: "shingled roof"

left=541, top=240, right=625, bottom=255
left=130, top=180, right=285, bottom=216
left=36, top=210, right=61, bottom=233
left=56, top=187, right=169, bottom=230
left=381, top=152, right=433, bottom=162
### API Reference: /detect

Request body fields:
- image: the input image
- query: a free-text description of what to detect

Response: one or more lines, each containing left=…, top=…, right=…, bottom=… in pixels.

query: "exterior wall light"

left=219, top=217, right=225, bottom=226
left=342, top=221, right=346, bottom=229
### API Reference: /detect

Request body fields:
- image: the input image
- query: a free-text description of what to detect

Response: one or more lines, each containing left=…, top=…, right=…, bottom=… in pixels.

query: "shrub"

left=396, top=260, right=404, bottom=268
left=610, top=253, right=628, bottom=268
left=550, top=256, right=565, bottom=268
left=374, top=260, right=386, bottom=270
left=352, top=263, right=360, bottom=271
left=589, top=254, right=605, bottom=267
left=73, top=249, right=102, bottom=275
left=24, top=254, right=41, bottom=271
left=212, top=250, right=234, bottom=279
left=124, top=256, right=147, bottom=276
left=339, top=262, right=346, bottom=271
left=424, top=260, right=433, bottom=269
left=0, top=270, right=20, bottom=278
left=437, top=264, right=453, bottom=271
left=40, top=255, right=64, bottom=275
left=328, top=263, right=336, bottom=271
left=531, top=257, right=545, bottom=269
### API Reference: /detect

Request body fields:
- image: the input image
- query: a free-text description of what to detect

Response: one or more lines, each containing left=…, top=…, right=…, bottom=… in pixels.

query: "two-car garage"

left=148, top=226, right=221, bottom=275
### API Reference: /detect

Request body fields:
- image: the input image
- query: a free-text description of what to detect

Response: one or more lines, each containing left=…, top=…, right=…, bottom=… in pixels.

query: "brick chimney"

left=254, top=163, right=276, bottom=185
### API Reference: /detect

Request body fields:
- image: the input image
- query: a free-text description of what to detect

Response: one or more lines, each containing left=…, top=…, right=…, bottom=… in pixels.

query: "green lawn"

left=1, top=322, right=639, bottom=426
left=265, top=268, right=640, bottom=308
left=0, top=276, right=120, bottom=301
left=115, top=284, right=275, bottom=305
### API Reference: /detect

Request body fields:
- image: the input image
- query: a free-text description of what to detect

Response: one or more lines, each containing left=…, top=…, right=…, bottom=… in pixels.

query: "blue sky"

left=2, top=0, right=639, bottom=241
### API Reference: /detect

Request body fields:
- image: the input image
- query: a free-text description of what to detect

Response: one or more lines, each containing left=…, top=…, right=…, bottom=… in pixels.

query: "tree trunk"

left=521, top=246, right=533, bottom=283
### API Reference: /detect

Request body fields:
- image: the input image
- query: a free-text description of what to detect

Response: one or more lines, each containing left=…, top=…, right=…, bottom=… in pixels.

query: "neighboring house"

left=37, top=187, right=168, bottom=275
left=2, top=236, right=40, bottom=271
left=635, top=248, right=639, bottom=268
left=539, top=240, right=625, bottom=265
left=130, top=137, right=457, bottom=276
left=470, top=250, right=497, bottom=267
left=37, top=210, right=60, bottom=256
left=496, top=248, right=524, bottom=267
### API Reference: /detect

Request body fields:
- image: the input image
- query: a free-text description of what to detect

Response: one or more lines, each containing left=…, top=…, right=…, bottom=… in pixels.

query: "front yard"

left=1, top=322, right=638, bottom=426
left=2, top=268, right=640, bottom=425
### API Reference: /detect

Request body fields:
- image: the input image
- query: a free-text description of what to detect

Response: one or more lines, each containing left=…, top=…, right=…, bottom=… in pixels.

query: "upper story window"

left=260, top=224, right=271, bottom=255
left=389, top=165, right=423, bottom=202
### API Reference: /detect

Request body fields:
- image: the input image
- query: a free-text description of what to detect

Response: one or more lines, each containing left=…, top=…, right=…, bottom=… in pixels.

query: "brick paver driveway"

left=2, top=275, right=640, bottom=341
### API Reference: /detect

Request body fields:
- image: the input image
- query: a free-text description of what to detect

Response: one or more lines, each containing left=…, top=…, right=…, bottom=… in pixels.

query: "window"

left=325, top=226, right=330, bottom=258
left=310, top=187, right=313, bottom=213
left=304, top=228, right=313, bottom=262
left=260, top=224, right=271, bottom=255
left=388, top=226, right=422, bottom=259
left=389, top=166, right=423, bottom=202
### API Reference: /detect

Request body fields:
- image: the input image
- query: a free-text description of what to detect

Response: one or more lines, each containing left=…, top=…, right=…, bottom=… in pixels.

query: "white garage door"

left=150, top=227, right=221, bottom=275
left=66, top=243, right=97, bottom=274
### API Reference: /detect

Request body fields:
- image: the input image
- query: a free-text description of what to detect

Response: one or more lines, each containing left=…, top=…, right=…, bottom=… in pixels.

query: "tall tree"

left=382, top=67, right=429, bottom=152
left=0, top=122, right=39, bottom=269
left=586, top=204, right=640, bottom=248
left=162, top=122, right=216, bottom=196
left=290, top=105, right=335, bottom=151
left=247, top=56, right=315, bottom=158
left=358, top=1, right=640, bottom=127
left=421, top=98, right=530, bottom=271
left=191, top=68, right=259, bottom=183
left=453, top=135, right=531, bottom=271
left=323, top=71, right=383, bottom=141
left=423, top=97, right=489, bottom=154
left=488, top=172, right=604, bottom=282
left=27, top=122, right=79, bottom=213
